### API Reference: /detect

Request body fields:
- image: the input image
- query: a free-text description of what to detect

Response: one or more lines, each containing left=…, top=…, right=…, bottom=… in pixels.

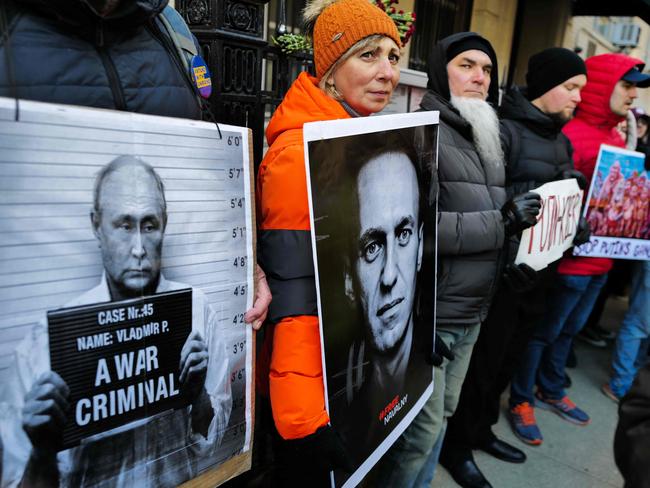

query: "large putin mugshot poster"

left=304, top=112, right=438, bottom=488
left=0, top=98, right=255, bottom=487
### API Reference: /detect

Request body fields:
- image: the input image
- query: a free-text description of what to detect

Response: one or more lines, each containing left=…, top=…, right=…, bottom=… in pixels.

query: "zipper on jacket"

left=95, top=20, right=127, bottom=111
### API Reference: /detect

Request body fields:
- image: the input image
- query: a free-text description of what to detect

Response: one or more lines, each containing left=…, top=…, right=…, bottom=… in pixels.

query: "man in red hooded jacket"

left=508, top=53, right=650, bottom=446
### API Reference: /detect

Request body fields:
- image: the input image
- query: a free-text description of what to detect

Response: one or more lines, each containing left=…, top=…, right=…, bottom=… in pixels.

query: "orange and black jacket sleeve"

left=257, top=135, right=329, bottom=440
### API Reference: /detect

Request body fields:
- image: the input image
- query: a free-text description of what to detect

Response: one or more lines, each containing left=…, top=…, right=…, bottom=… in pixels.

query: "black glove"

left=284, top=425, right=354, bottom=474
left=501, top=192, right=542, bottom=237
left=573, top=216, right=591, bottom=246
left=556, top=168, right=588, bottom=190
left=503, top=263, right=538, bottom=293
left=428, top=333, right=455, bottom=367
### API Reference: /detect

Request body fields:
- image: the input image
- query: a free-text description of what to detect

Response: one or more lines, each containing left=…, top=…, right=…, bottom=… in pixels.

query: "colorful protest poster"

left=0, top=97, right=255, bottom=487
left=304, top=112, right=438, bottom=488
left=574, top=144, right=650, bottom=260
left=515, top=179, right=583, bottom=270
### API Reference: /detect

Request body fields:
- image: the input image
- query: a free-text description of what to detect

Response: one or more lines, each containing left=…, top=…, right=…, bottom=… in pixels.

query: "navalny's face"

left=352, top=152, right=423, bottom=353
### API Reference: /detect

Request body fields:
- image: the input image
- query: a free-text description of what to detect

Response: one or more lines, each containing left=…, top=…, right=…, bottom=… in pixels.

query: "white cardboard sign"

left=515, top=179, right=583, bottom=270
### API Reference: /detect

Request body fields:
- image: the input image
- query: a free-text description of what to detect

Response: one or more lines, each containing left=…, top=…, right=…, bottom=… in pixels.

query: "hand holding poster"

left=515, top=179, right=583, bottom=270
left=573, top=144, right=650, bottom=260
left=0, top=98, right=255, bottom=487
left=304, top=112, right=438, bottom=488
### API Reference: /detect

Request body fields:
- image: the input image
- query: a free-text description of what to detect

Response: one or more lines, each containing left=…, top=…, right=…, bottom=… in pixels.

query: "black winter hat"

left=526, top=47, right=587, bottom=101
left=446, top=36, right=495, bottom=65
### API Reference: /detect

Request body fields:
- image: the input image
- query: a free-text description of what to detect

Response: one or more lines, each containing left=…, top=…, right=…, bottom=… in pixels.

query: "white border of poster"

left=304, top=111, right=438, bottom=488
left=573, top=144, right=650, bottom=260
left=0, top=97, right=255, bottom=487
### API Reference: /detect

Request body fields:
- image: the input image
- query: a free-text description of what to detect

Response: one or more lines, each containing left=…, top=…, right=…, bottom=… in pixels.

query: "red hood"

left=556, top=54, right=643, bottom=277
left=575, top=53, right=645, bottom=129
left=265, top=72, right=349, bottom=146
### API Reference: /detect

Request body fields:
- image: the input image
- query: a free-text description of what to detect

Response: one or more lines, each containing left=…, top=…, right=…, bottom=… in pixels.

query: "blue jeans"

left=510, top=273, right=608, bottom=404
left=375, top=324, right=480, bottom=488
left=609, top=261, right=650, bottom=398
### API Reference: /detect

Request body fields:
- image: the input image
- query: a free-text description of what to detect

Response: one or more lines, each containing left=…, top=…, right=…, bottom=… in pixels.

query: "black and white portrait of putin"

left=5, top=155, right=232, bottom=488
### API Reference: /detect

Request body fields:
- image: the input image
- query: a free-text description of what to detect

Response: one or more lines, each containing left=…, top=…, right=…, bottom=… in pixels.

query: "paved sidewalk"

left=435, top=296, right=629, bottom=488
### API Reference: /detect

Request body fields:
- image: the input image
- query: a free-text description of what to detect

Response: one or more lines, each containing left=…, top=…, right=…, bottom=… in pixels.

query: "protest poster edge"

left=574, top=236, right=650, bottom=260
left=303, top=111, right=438, bottom=487
left=181, top=127, right=256, bottom=487
left=0, top=98, right=256, bottom=486
left=514, top=179, right=583, bottom=271
left=573, top=143, right=649, bottom=260
left=0, top=96, right=244, bottom=139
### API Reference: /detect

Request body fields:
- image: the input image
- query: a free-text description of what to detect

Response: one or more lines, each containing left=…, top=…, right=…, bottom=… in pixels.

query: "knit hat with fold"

left=304, top=0, right=401, bottom=79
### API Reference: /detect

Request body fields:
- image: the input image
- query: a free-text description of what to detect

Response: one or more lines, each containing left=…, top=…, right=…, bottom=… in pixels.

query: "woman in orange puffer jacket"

left=256, top=0, right=402, bottom=483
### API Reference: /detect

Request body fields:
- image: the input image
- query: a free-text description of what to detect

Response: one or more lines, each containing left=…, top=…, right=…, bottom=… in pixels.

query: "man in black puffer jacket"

left=441, top=47, right=591, bottom=488
left=0, top=0, right=201, bottom=119
left=375, top=32, right=541, bottom=488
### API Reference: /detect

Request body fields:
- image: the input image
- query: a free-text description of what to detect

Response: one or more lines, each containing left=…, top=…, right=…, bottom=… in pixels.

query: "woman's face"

left=329, top=37, right=401, bottom=116
left=637, top=119, right=648, bottom=139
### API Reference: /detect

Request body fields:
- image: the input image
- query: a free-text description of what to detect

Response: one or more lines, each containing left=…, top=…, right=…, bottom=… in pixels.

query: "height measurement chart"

left=0, top=98, right=255, bottom=488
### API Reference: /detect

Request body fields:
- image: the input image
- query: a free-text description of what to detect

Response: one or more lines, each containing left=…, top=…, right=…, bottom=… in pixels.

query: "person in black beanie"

left=526, top=47, right=589, bottom=105
left=439, top=47, right=589, bottom=488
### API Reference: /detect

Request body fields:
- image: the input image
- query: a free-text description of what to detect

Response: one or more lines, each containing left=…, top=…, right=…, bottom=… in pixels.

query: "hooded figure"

left=560, top=53, right=646, bottom=275
left=0, top=0, right=201, bottom=118
left=425, top=31, right=500, bottom=106
left=419, top=32, right=507, bottom=324
left=440, top=47, right=591, bottom=486
left=375, top=32, right=541, bottom=488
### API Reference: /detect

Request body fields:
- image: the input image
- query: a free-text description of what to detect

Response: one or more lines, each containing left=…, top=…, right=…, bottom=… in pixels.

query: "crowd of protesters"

left=252, top=0, right=650, bottom=486
left=1, top=0, right=649, bottom=487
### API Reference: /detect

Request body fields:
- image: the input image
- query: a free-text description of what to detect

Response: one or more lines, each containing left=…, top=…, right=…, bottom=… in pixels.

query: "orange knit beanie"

left=306, top=0, right=401, bottom=79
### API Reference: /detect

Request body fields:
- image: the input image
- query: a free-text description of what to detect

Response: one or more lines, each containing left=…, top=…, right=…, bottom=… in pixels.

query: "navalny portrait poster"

left=304, top=111, right=438, bottom=488
left=574, top=144, right=650, bottom=260
left=0, top=98, right=255, bottom=487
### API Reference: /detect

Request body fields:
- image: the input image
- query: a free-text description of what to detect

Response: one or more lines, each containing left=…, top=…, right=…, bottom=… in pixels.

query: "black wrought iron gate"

left=175, top=0, right=313, bottom=169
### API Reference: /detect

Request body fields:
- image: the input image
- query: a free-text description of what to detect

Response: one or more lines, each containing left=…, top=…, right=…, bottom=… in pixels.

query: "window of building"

left=408, top=0, right=472, bottom=72
left=267, top=0, right=307, bottom=38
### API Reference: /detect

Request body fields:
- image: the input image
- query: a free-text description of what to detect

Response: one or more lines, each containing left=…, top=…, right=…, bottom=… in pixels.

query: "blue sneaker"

left=535, top=391, right=590, bottom=425
left=509, top=402, right=543, bottom=446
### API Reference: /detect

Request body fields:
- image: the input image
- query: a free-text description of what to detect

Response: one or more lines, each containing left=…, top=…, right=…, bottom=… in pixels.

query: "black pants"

left=442, top=268, right=555, bottom=456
